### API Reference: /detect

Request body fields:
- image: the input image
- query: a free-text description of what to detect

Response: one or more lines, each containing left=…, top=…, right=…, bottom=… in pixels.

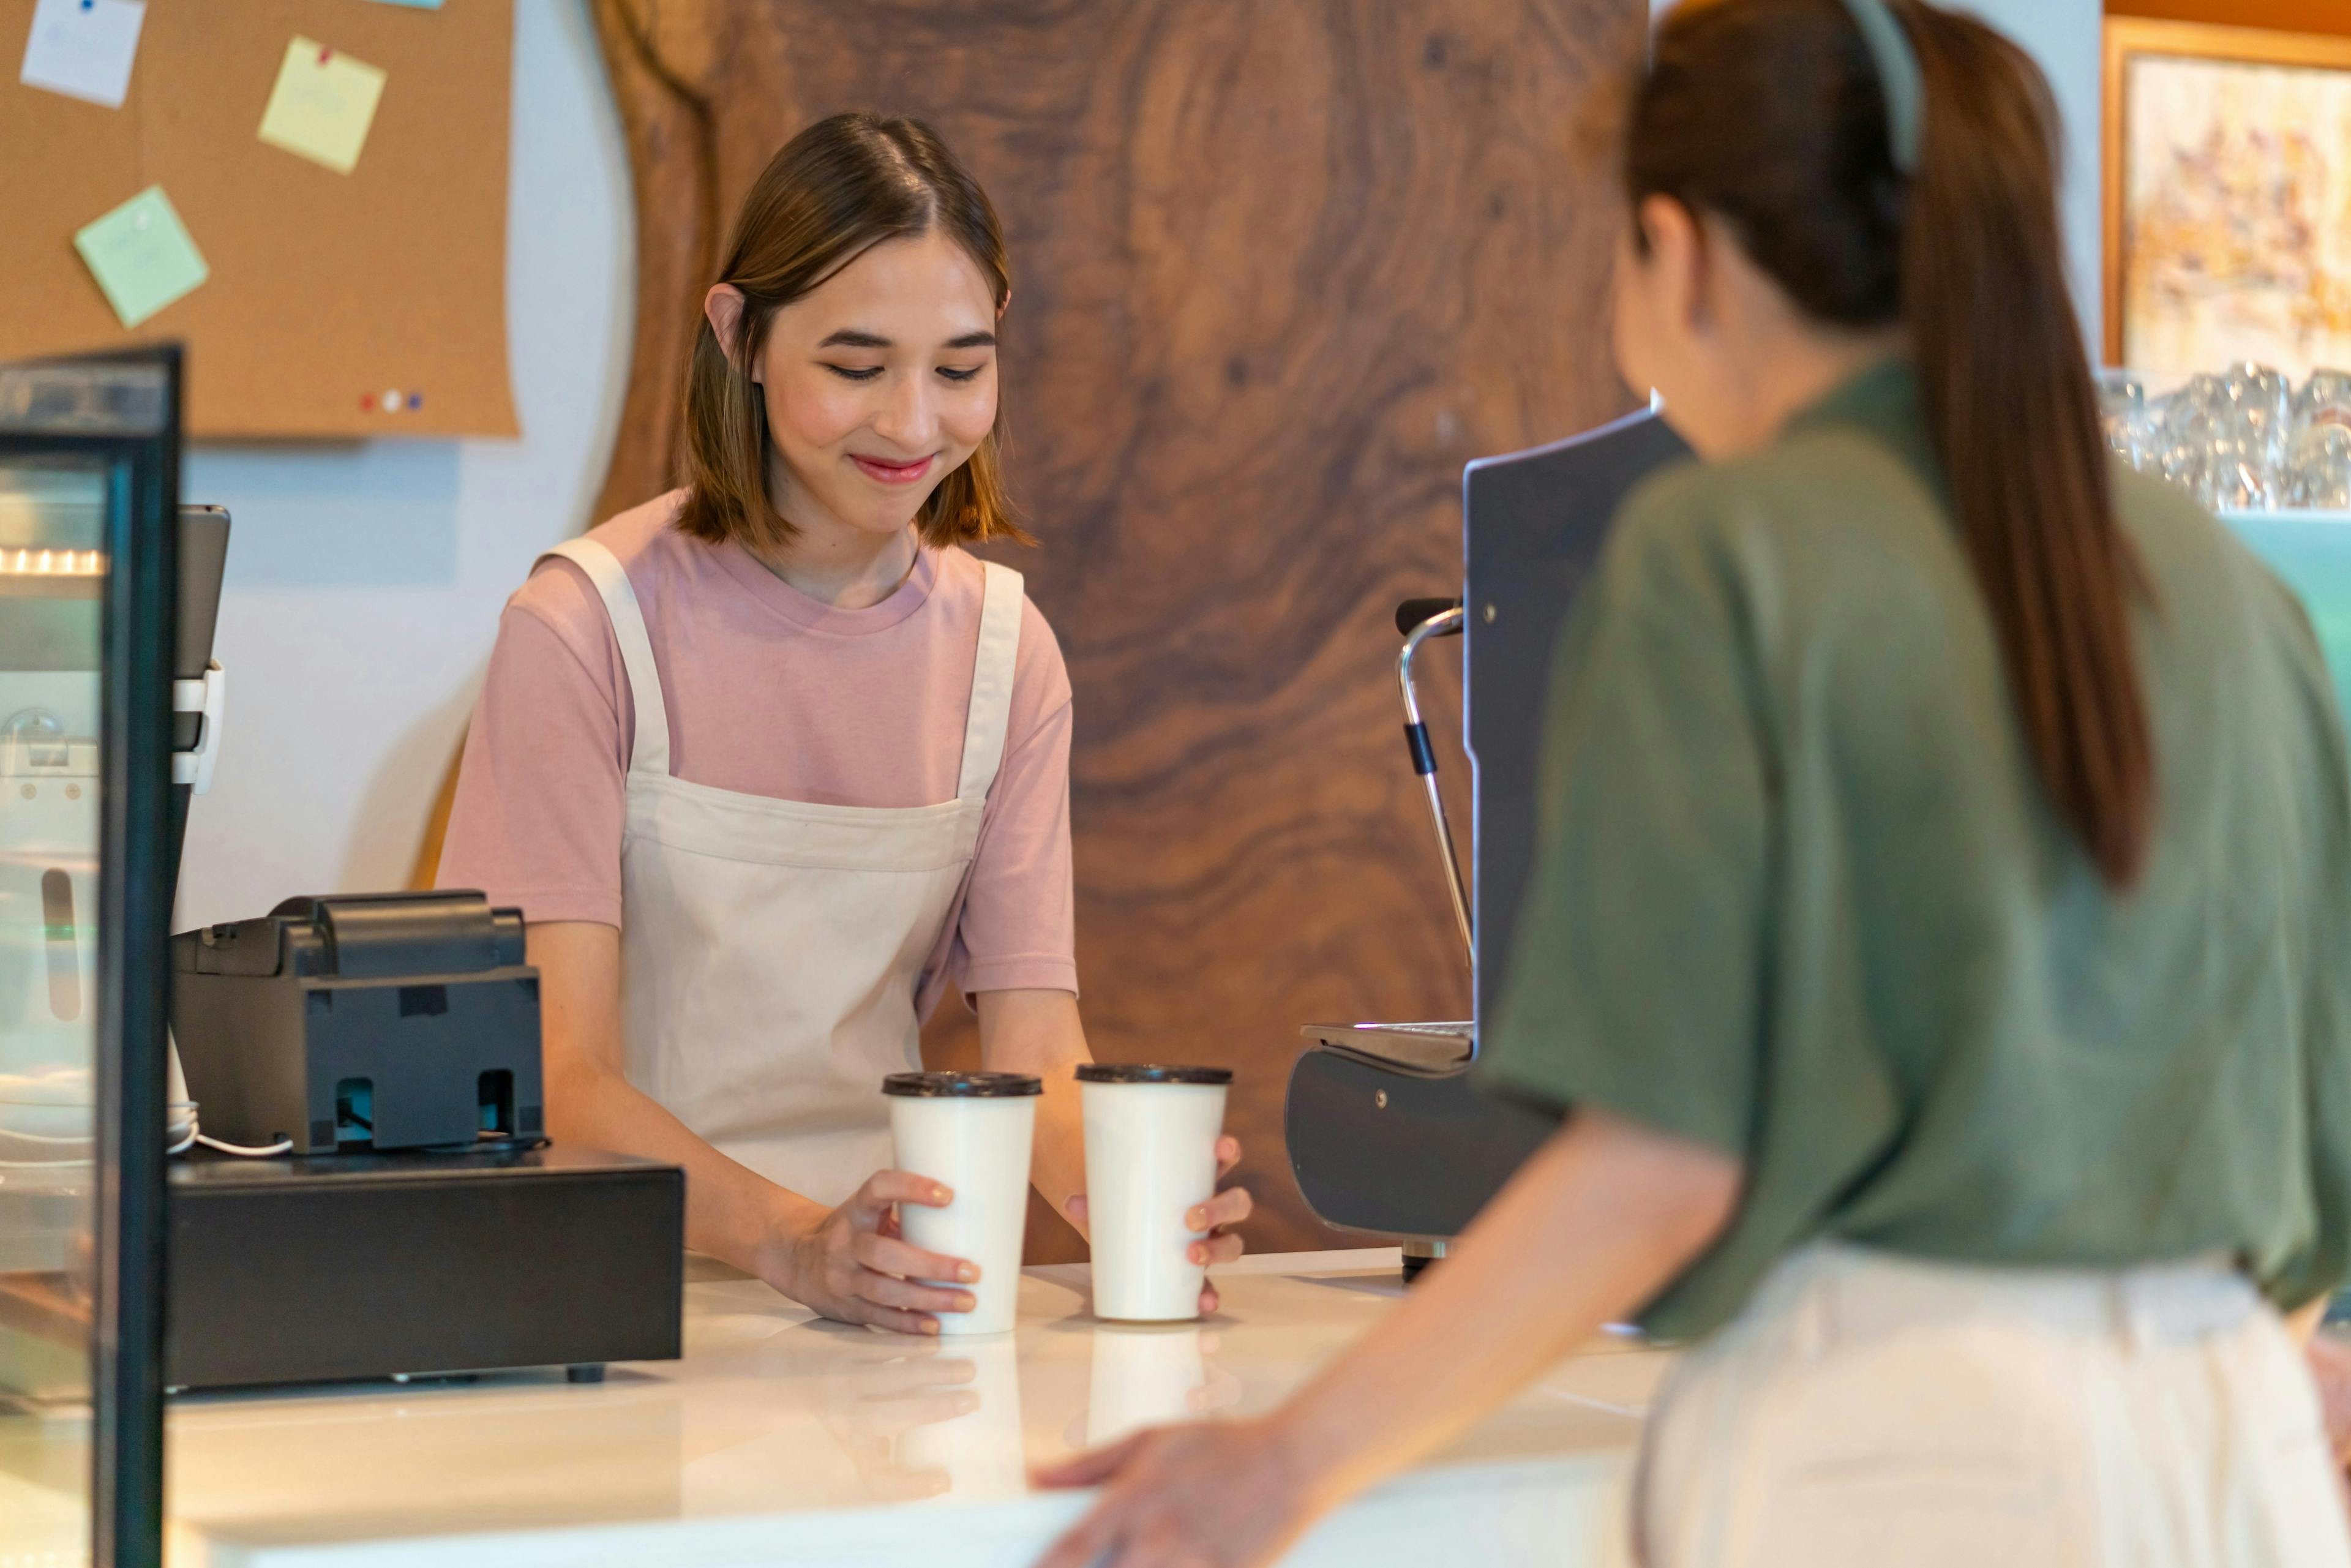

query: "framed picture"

left=2105, top=18, right=2351, bottom=376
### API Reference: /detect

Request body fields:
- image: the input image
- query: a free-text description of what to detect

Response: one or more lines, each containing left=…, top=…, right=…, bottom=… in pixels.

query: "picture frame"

left=2104, top=17, right=2351, bottom=374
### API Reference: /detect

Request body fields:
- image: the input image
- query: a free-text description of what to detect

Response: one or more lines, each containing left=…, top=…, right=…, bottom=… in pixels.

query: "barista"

left=1037, top=1, right=2351, bottom=1563
left=437, top=114, right=1251, bottom=1334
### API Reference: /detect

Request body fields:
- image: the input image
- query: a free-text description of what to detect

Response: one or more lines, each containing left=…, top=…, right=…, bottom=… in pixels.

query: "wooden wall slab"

left=591, top=0, right=1644, bottom=1256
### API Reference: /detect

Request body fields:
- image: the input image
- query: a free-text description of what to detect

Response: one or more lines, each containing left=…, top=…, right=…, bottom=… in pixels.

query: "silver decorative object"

left=2107, top=364, right=2351, bottom=513
left=2286, top=425, right=2351, bottom=511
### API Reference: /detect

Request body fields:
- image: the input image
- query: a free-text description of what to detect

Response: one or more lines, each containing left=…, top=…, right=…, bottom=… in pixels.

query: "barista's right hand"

left=784, top=1170, right=980, bottom=1335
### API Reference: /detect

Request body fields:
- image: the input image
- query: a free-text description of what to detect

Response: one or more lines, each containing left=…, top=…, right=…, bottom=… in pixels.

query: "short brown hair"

left=677, top=113, right=1030, bottom=552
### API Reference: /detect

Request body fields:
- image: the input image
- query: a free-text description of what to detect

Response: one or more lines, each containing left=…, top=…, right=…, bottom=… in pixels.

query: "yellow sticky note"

left=74, top=186, right=208, bottom=328
left=257, top=36, right=385, bottom=175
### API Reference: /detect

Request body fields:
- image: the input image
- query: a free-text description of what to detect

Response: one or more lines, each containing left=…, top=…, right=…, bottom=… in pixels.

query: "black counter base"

left=166, top=1144, right=683, bottom=1391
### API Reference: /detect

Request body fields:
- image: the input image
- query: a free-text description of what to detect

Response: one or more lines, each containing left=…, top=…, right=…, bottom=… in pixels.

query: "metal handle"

left=1398, top=607, right=1473, bottom=969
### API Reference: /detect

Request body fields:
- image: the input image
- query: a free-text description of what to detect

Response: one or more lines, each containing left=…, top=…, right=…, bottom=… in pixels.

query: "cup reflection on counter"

left=894, top=1332, right=1027, bottom=1500
left=1086, top=1324, right=1209, bottom=1448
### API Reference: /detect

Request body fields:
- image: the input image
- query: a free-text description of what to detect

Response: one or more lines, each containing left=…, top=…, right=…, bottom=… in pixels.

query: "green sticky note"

left=73, top=186, right=208, bottom=329
left=257, top=36, right=386, bottom=174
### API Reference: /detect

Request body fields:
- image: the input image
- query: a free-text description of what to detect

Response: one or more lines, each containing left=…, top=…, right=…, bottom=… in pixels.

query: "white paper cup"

left=885, top=1071, right=1040, bottom=1336
left=1079, top=1064, right=1232, bottom=1322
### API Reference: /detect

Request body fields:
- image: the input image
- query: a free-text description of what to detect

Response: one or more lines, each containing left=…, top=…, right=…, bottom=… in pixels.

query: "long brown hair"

left=1629, top=0, right=2155, bottom=886
left=677, top=112, right=1030, bottom=552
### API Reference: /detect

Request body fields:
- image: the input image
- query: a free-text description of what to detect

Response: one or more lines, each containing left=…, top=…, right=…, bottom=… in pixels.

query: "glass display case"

left=0, top=349, right=181, bottom=1568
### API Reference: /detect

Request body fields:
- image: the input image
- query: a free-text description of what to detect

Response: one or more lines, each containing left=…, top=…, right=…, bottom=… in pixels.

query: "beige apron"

left=542, top=538, right=1023, bottom=1209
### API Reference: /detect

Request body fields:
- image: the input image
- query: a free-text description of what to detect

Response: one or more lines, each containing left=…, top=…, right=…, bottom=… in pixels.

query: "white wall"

left=174, top=0, right=633, bottom=928
left=1648, top=0, right=2104, bottom=334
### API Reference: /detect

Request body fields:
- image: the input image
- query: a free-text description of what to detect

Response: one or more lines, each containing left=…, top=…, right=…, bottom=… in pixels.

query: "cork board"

left=0, top=0, right=516, bottom=438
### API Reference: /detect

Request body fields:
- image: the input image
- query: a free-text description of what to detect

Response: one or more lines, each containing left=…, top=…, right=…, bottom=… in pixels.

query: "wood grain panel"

left=588, top=0, right=1642, bottom=1258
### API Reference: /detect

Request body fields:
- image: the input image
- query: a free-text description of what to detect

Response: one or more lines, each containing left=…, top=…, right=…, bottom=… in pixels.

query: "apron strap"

left=955, top=561, right=1025, bottom=804
left=538, top=537, right=672, bottom=779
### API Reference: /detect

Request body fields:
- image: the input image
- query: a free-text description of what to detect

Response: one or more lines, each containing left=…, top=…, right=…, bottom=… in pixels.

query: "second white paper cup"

left=885, top=1071, right=1040, bottom=1335
left=1079, top=1064, right=1232, bottom=1322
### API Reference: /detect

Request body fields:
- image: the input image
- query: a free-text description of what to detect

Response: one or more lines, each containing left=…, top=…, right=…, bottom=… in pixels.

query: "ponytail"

left=1629, top=0, right=2156, bottom=887
left=1900, top=7, right=2154, bottom=886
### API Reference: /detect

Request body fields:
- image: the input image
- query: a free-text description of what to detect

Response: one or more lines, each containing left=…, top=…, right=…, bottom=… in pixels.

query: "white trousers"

left=1637, top=1244, right=2351, bottom=1568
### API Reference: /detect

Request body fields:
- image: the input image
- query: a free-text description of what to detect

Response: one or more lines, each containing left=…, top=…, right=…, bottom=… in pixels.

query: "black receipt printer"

left=165, top=891, right=684, bottom=1390
left=173, top=891, right=545, bottom=1154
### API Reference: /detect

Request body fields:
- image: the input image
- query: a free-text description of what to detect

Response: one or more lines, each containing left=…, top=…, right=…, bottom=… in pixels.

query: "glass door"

left=0, top=349, right=181, bottom=1568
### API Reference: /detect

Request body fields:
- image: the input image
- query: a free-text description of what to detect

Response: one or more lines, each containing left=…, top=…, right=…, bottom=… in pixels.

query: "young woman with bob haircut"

left=439, top=113, right=1251, bottom=1334
left=1036, top=1, right=2351, bottom=1562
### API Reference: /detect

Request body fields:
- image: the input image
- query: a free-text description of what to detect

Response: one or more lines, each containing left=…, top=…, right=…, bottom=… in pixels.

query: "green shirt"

left=1477, top=361, right=2351, bottom=1341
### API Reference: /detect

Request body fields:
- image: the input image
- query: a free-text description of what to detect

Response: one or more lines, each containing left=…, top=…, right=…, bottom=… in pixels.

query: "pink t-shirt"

left=437, top=491, right=1078, bottom=1010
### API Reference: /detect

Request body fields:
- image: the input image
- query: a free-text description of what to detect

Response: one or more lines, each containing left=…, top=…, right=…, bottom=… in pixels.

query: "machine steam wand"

left=1395, top=598, right=1472, bottom=970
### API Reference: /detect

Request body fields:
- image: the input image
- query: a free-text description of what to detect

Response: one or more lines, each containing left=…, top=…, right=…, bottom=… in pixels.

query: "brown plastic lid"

left=1074, top=1064, right=1234, bottom=1086
left=882, top=1071, right=1043, bottom=1098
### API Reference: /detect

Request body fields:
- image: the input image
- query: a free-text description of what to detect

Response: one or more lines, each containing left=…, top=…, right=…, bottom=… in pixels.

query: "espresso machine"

left=1286, top=408, right=1693, bottom=1275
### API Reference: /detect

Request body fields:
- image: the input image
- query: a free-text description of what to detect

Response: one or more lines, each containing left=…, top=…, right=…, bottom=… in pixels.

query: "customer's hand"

left=1032, top=1416, right=1330, bottom=1568
left=1065, top=1135, right=1253, bottom=1314
left=786, top=1170, right=979, bottom=1335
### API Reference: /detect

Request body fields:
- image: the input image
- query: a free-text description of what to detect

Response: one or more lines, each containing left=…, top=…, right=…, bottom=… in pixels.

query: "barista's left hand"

left=1066, top=1135, right=1251, bottom=1315
left=1031, top=1414, right=1324, bottom=1568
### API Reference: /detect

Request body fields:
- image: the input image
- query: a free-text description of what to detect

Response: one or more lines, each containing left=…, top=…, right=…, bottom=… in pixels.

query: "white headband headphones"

left=1835, top=0, right=1924, bottom=173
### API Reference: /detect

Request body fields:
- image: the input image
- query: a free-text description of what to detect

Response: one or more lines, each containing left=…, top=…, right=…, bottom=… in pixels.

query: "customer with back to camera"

left=1033, top=1, right=2351, bottom=1562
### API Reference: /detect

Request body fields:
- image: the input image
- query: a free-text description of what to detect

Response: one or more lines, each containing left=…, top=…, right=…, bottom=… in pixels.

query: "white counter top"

left=52, top=1250, right=1663, bottom=1567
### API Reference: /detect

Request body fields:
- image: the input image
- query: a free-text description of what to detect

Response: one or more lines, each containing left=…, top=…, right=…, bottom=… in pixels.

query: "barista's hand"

left=787, top=1170, right=980, bottom=1335
left=1065, top=1135, right=1252, bottom=1315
